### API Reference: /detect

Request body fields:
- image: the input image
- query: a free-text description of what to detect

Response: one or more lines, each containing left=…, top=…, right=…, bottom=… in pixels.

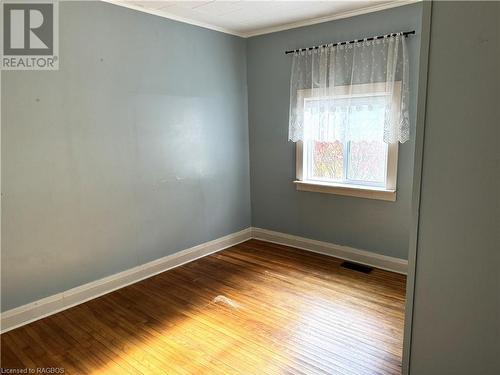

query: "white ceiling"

left=104, top=0, right=417, bottom=37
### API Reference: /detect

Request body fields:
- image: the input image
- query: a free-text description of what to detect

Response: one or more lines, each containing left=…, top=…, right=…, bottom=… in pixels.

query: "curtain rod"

left=284, top=30, right=415, bottom=55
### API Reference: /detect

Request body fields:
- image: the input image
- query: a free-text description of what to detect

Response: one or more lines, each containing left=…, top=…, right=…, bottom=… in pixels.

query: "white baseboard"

left=1, top=226, right=407, bottom=334
left=251, top=227, right=408, bottom=275
left=0, top=228, right=252, bottom=334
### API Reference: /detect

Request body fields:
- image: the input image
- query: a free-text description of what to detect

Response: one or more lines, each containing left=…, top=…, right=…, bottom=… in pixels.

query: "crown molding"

left=102, top=0, right=421, bottom=39
left=244, top=0, right=421, bottom=38
left=101, top=0, right=247, bottom=37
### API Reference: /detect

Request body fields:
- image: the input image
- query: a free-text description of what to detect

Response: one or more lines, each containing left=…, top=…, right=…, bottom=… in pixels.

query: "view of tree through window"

left=347, top=141, right=387, bottom=183
left=312, top=141, right=344, bottom=181
left=302, top=89, right=397, bottom=188
left=312, top=140, right=386, bottom=184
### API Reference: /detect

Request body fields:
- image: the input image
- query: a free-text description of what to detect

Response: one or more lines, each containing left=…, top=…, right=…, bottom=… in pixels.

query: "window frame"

left=294, top=82, right=400, bottom=202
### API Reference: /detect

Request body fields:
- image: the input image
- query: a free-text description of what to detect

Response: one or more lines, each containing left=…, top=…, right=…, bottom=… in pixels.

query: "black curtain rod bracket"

left=285, top=30, right=415, bottom=55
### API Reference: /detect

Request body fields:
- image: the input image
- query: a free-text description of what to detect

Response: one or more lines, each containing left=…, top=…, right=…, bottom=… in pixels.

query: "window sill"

left=294, top=180, right=396, bottom=202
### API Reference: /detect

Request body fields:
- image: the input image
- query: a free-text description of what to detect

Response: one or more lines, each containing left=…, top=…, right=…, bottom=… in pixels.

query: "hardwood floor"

left=1, top=239, right=406, bottom=375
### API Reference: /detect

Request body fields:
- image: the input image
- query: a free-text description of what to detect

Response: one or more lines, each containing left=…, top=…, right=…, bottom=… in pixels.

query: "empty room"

left=1, top=1, right=498, bottom=374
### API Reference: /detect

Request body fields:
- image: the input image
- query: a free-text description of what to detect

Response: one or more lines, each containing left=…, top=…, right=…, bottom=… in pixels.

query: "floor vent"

left=341, top=261, right=373, bottom=274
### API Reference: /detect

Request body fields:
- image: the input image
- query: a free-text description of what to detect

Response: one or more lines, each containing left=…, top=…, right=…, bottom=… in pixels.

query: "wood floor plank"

left=1, top=239, right=406, bottom=374
left=164, top=260, right=403, bottom=372
left=163, top=261, right=400, bottom=374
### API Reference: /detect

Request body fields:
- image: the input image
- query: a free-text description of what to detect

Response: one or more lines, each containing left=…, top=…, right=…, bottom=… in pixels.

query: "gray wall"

left=409, top=1, right=500, bottom=374
left=1, top=1, right=251, bottom=311
left=247, top=3, right=423, bottom=260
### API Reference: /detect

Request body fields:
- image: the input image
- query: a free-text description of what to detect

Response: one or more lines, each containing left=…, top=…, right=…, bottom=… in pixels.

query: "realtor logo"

left=1, top=1, right=59, bottom=70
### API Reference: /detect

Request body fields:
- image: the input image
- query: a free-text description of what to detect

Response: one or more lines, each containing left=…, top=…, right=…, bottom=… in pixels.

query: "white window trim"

left=294, top=82, right=400, bottom=202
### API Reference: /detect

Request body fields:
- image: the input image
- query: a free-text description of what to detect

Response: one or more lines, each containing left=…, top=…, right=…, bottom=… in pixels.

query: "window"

left=295, top=82, right=399, bottom=201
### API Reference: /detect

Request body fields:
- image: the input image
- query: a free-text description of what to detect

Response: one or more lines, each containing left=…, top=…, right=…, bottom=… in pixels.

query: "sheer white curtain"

left=289, top=33, right=409, bottom=144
